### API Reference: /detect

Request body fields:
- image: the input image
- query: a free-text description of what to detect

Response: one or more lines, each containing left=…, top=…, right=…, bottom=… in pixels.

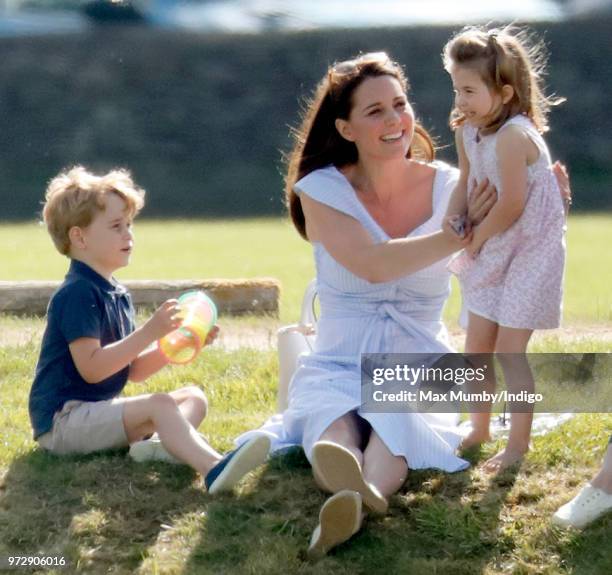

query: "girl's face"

left=449, top=64, right=502, bottom=127
left=335, top=75, right=414, bottom=160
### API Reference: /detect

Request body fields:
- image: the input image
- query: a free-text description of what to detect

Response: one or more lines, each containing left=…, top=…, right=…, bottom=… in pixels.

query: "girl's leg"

left=483, top=326, right=534, bottom=472
left=462, top=312, right=498, bottom=448
left=121, top=393, right=222, bottom=476
left=361, top=431, right=408, bottom=498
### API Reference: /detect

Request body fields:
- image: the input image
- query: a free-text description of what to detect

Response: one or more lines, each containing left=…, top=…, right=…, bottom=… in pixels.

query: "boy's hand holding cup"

left=144, top=299, right=182, bottom=342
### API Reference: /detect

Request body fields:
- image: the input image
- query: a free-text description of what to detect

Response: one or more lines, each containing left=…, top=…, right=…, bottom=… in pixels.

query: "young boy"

left=29, top=166, right=269, bottom=494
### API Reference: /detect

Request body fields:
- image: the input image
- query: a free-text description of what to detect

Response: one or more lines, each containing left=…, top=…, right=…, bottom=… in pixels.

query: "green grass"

left=0, top=340, right=611, bottom=574
left=0, top=218, right=314, bottom=323
left=1, top=214, right=611, bottom=323
left=1, top=216, right=611, bottom=573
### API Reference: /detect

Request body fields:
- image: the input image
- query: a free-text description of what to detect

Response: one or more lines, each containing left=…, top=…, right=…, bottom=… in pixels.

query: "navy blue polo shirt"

left=29, top=259, right=136, bottom=439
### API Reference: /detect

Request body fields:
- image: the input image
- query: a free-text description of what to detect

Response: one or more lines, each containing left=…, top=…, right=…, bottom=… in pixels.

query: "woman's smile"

left=381, top=131, right=404, bottom=142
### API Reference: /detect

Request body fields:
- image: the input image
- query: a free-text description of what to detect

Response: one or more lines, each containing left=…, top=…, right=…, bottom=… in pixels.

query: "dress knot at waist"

left=320, top=297, right=443, bottom=325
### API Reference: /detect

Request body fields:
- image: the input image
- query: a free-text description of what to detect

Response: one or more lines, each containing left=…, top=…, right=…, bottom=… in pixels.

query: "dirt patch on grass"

left=447, top=324, right=612, bottom=351
left=0, top=317, right=280, bottom=351
left=0, top=325, right=44, bottom=348
left=1, top=319, right=609, bottom=351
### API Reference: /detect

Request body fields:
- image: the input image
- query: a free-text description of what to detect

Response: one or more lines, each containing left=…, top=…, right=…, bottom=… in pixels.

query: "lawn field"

left=0, top=214, right=610, bottom=323
left=0, top=215, right=610, bottom=574
left=0, top=343, right=610, bottom=574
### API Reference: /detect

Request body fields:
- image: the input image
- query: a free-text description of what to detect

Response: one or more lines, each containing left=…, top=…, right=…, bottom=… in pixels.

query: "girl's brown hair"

left=443, top=26, right=564, bottom=136
left=284, top=52, right=435, bottom=240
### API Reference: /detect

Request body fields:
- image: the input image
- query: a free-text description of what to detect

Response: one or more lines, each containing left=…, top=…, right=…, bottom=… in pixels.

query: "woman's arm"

left=301, top=194, right=468, bottom=284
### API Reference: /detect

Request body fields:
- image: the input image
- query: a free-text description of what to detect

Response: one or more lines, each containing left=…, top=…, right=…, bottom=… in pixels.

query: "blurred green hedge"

left=0, top=18, right=609, bottom=220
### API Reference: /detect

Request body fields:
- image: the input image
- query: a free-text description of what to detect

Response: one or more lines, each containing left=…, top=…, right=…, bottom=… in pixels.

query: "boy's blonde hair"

left=43, top=166, right=145, bottom=256
left=443, top=25, right=564, bottom=135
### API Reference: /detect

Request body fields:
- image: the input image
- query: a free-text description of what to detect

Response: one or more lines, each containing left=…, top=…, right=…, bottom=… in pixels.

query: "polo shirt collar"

left=67, top=259, right=127, bottom=295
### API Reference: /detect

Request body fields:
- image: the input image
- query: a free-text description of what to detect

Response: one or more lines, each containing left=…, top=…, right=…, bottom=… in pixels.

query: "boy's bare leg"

left=169, top=385, right=208, bottom=428
left=462, top=312, right=498, bottom=449
left=121, top=393, right=222, bottom=476
left=482, top=327, right=534, bottom=472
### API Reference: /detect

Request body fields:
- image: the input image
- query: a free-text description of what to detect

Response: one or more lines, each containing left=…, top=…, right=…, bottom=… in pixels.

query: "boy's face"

left=72, top=193, right=134, bottom=278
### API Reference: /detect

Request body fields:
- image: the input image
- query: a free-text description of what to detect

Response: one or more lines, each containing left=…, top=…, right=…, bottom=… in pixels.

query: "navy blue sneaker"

left=205, top=435, right=270, bottom=494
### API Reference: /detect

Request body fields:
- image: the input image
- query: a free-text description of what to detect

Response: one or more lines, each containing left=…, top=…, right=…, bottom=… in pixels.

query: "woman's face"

left=335, top=75, right=414, bottom=161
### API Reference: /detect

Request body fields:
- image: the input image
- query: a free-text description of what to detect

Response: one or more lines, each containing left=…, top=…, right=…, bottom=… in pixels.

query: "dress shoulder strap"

left=294, top=166, right=364, bottom=220
left=500, top=115, right=550, bottom=162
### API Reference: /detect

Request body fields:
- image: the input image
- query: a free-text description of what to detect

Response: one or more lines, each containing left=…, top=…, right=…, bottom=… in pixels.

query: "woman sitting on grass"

left=240, top=51, right=570, bottom=558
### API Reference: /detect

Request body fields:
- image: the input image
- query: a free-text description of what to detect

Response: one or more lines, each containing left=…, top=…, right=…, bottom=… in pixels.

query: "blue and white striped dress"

left=239, top=161, right=469, bottom=473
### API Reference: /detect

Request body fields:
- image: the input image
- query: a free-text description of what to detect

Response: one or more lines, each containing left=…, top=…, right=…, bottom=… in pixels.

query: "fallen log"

left=0, top=279, right=280, bottom=317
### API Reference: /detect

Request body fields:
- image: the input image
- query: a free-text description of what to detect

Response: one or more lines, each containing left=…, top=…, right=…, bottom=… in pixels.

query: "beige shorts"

left=37, top=398, right=128, bottom=455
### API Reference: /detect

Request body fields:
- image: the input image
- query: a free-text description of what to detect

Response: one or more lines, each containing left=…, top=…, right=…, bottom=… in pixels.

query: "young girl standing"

left=443, top=26, right=567, bottom=471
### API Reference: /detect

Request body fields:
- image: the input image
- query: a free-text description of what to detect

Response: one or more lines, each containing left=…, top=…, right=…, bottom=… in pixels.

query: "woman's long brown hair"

left=284, top=52, right=435, bottom=240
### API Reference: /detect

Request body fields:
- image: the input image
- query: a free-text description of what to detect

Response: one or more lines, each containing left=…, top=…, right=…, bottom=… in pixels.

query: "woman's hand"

left=552, top=161, right=572, bottom=214
left=467, top=178, right=497, bottom=225
left=443, top=215, right=472, bottom=246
